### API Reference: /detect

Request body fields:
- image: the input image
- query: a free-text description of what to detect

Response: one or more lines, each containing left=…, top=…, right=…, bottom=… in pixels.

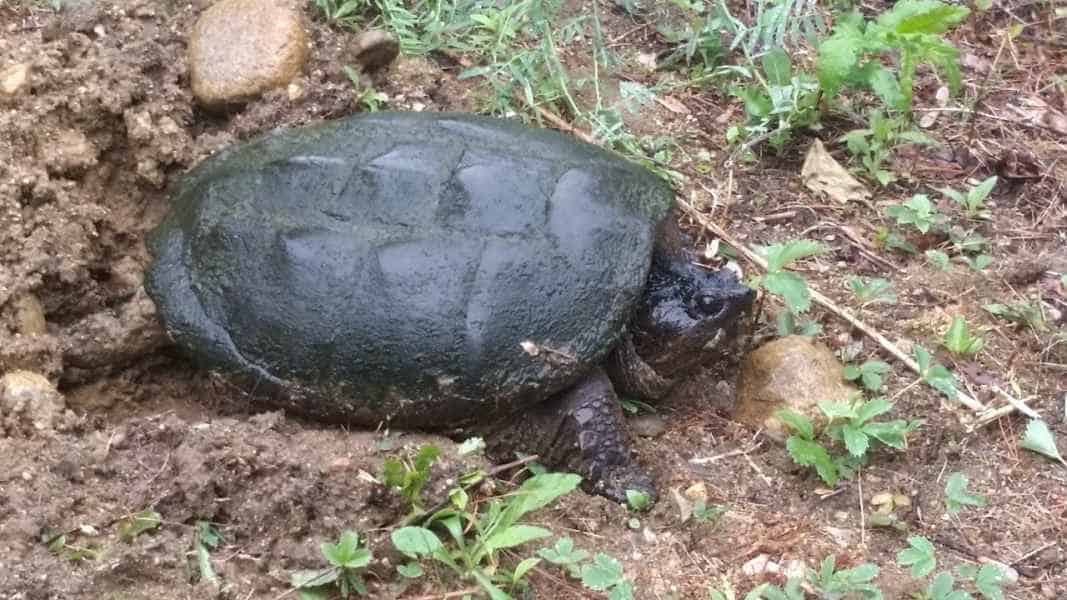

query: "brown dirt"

left=0, top=0, right=1064, bottom=599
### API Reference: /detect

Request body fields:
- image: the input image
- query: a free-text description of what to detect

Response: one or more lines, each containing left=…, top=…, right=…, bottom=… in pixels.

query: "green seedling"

left=983, top=301, right=1047, bottom=332
left=886, top=194, right=947, bottom=235
left=777, top=409, right=838, bottom=486
left=691, top=500, right=727, bottom=523
left=956, top=564, right=1007, bottom=600
left=343, top=67, right=389, bottom=112
left=941, top=176, right=997, bottom=220
left=843, top=111, right=937, bottom=186
left=808, top=555, right=882, bottom=599
left=848, top=277, right=897, bottom=307
left=42, top=529, right=100, bottom=562
left=942, top=316, right=984, bottom=357
left=912, top=344, right=960, bottom=400
left=915, top=572, right=974, bottom=600
left=926, top=249, right=952, bottom=271
left=292, top=530, right=373, bottom=599
left=821, top=396, right=922, bottom=458
left=580, top=553, right=634, bottom=599
left=844, top=360, right=891, bottom=392
left=313, top=0, right=364, bottom=26
left=625, top=489, right=652, bottom=512
left=897, top=535, right=937, bottom=577
left=193, top=521, right=222, bottom=586
left=753, top=239, right=827, bottom=335
left=118, top=510, right=161, bottom=543
left=727, top=48, right=821, bottom=152
left=392, top=472, right=582, bottom=599
left=382, top=444, right=441, bottom=511
left=538, top=537, right=590, bottom=578
left=817, top=0, right=971, bottom=113
left=960, top=254, right=992, bottom=272
left=875, top=226, right=918, bottom=254
left=944, top=472, right=987, bottom=514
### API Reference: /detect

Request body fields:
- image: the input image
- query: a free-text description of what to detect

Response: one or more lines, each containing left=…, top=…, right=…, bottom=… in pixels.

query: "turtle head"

left=627, top=252, right=755, bottom=382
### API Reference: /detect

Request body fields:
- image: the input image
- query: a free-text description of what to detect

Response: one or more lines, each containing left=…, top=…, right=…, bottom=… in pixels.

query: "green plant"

left=312, top=0, right=364, bottom=26
left=886, top=194, right=947, bottom=234
left=913, top=572, right=974, bottom=600
left=1020, top=419, right=1066, bottom=468
left=382, top=444, right=440, bottom=511
left=960, top=254, right=992, bottom=272
left=944, top=472, right=987, bottom=514
left=778, top=409, right=838, bottom=486
left=391, top=472, right=582, bottom=599
left=844, top=360, right=891, bottom=392
left=940, top=176, right=997, bottom=220
left=343, top=66, right=389, bottom=111
left=897, top=536, right=937, bottom=577
left=193, top=521, right=222, bottom=586
left=41, top=529, right=100, bottom=562
left=925, top=249, right=951, bottom=271
left=581, top=553, right=634, bottom=599
left=753, top=240, right=827, bottom=335
left=942, top=316, right=984, bottom=357
left=843, top=111, right=937, bottom=186
left=817, top=0, right=971, bottom=114
left=292, top=530, right=373, bottom=599
left=912, top=344, right=960, bottom=400
left=118, top=510, right=162, bottom=543
left=727, top=48, right=822, bottom=152
left=956, top=564, right=1007, bottom=600
left=625, top=489, right=652, bottom=512
left=808, top=555, right=882, bottom=599
left=691, top=500, right=728, bottom=523
left=537, top=537, right=590, bottom=578
left=848, top=276, right=897, bottom=307
left=983, top=301, right=1048, bottom=332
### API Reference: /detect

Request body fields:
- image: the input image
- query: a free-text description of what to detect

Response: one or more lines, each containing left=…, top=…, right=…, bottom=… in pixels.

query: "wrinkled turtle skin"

left=146, top=111, right=755, bottom=502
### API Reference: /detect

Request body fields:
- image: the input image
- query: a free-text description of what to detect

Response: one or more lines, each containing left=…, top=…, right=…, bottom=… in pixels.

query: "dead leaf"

left=1007, top=97, right=1067, bottom=136
left=655, top=95, right=690, bottom=114
left=801, top=139, right=871, bottom=204
left=919, top=86, right=950, bottom=129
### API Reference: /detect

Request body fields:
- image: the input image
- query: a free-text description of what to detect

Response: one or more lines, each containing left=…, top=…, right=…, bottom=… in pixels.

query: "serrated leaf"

left=1019, top=419, right=1066, bottom=465
left=581, top=554, right=625, bottom=591
left=763, top=271, right=812, bottom=314
left=817, top=27, right=864, bottom=98
left=943, top=316, right=984, bottom=356
left=864, top=420, right=913, bottom=449
left=856, top=397, right=893, bottom=423
left=776, top=409, right=815, bottom=440
left=944, top=472, right=987, bottom=514
left=842, top=425, right=870, bottom=457
left=786, top=437, right=838, bottom=486
left=897, top=535, right=937, bottom=577
left=878, top=0, right=971, bottom=34
left=859, top=361, right=891, bottom=392
left=819, top=401, right=857, bottom=420
left=291, top=568, right=338, bottom=589
left=762, top=48, right=792, bottom=86
left=926, top=250, right=951, bottom=270
left=973, top=564, right=1006, bottom=600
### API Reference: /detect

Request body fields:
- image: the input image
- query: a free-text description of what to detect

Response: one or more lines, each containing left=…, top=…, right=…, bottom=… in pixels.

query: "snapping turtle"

left=146, top=112, right=753, bottom=501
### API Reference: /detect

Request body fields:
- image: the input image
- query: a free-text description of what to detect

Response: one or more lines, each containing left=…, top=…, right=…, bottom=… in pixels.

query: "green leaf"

left=841, top=425, right=870, bottom=457
left=843, top=365, right=862, bottom=381
left=762, top=48, right=792, bottom=86
left=859, top=361, right=891, bottom=392
left=1019, top=419, right=1066, bottom=466
left=864, top=420, right=916, bottom=450
left=926, top=250, right=951, bottom=270
left=608, top=580, right=636, bottom=600
left=943, top=316, right=984, bottom=356
left=118, top=510, right=162, bottom=543
left=581, top=554, right=625, bottom=591
left=819, top=401, right=857, bottom=420
left=897, top=535, right=936, bottom=577
left=968, top=176, right=997, bottom=205
left=470, top=568, right=511, bottom=600
left=776, top=409, right=815, bottom=440
left=786, top=437, right=838, bottom=486
left=625, top=489, right=652, bottom=512
left=538, top=537, right=589, bottom=578
left=391, top=527, right=445, bottom=558
left=817, top=27, right=864, bottom=99
left=764, top=240, right=827, bottom=271
left=848, top=277, right=897, bottom=306
left=865, top=64, right=906, bottom=110
left=764, top=271, right=812, bottom=313
left=291, top=568, right=338, bottom=590
left=878, top=0, right=971, bottom=34
left=486, top=525, right=553, bottom=552
left=973, top=564, right=1006, bottom=600
left=856, top=397, right=893, bottom=423
left=944, top=472, right=987, bottom=514
left=513, top=557, right=542, bottom=584
left=397, top=562, right=424, bottom=578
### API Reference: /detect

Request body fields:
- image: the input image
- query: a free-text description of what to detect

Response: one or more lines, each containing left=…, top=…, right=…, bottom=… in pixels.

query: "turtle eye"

left=695, top=293, right=725, bottom=317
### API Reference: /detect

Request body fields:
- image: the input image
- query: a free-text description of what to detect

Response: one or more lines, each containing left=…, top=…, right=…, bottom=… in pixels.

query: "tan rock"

left=733, top=335, right=855, bottom=436
left=13, top=294, right=47, bottom=336
left=0, top=62, right=30, bottom=97
left=1, top=370, right=66, bottom=435
left=39, top=129, right=98, bottom=176
left=353, top=29, right=399, bottom=71
left=188, top=0, right=309, bottom=108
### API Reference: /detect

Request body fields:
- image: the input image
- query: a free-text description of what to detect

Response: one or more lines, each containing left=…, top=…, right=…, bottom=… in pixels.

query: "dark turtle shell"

left=146, top=112, right=673, bottom=427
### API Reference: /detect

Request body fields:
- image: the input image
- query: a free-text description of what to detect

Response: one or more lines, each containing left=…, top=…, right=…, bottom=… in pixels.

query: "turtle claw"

left=588, top=462, right=657, bottom=505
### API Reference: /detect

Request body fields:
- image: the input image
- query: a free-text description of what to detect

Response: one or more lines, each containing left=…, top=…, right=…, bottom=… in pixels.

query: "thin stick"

left=675, top=196, right=989, bottom=414
left=409, top=588, right=483, bottom=600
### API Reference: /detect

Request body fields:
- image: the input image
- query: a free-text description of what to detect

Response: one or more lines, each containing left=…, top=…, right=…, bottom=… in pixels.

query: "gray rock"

left=188, top=0, right=309, bottom=108
left=630, top=414, right=667, bottom=438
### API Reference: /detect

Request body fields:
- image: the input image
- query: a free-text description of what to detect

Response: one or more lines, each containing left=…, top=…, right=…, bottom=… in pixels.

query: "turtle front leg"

left=486, top=368, right=655, bottom=504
